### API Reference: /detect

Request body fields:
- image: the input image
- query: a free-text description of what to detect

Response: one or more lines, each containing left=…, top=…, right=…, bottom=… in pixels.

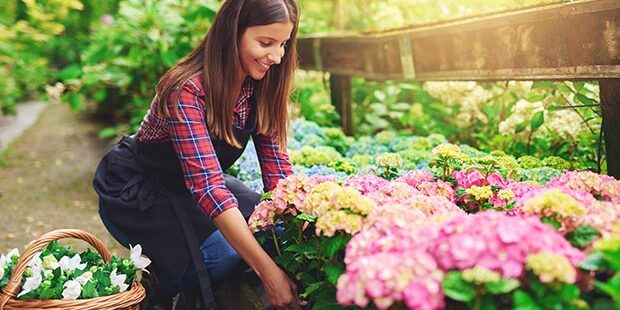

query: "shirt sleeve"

left=167, top=79, right=238, bottom=219
left=252, top=132, right=294, bottom=192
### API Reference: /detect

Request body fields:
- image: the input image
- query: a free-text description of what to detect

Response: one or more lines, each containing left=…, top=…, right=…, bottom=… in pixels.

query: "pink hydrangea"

left=582, top=201, right=620, bottom=237
left=343, top=174, right=389, bottom=195
left=248, top=200, right=277, bottom=231
left=453, top=170, right=510, bottom=188
left=548, top=171, right=620, bottom=203
left=337, top=251, right=444, bottom=310
left=365, top=182, right=421, bottom=206
left=428, top=211, right=585, bottom=278
left=395, top=170, right=436, bottom=188
left=416, top=180, right=456, bottom=202
left=339, top=222, right=444, bottom=310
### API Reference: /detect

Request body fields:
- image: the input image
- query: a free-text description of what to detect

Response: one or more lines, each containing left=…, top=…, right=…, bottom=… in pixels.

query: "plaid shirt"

left=136, top=76, right=293, bottom=218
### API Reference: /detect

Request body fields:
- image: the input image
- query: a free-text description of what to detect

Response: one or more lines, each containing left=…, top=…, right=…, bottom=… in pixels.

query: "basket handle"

left=0, top=229, right=112, bottom=305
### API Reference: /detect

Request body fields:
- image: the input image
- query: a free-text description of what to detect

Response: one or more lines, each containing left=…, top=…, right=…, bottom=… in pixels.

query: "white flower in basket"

left=129, top=244, right=151, bottom=273
left=50, top=254, right=87, bottom=275
left=61, top=280, right=81, bottom=300
left=110, top=269, right=129, bottom=292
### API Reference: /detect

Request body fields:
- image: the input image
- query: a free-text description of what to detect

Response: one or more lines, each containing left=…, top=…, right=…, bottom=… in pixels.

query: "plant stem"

left=271, top=227, right=282, bottom=257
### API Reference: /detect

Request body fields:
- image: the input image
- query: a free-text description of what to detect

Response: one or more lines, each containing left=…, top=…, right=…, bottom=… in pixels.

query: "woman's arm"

left=213, top=207, right=301, bottom=309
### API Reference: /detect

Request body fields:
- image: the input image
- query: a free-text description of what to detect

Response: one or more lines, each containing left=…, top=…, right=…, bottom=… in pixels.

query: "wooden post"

left=600, top=79, right=620, bottom=179
left=329, top=74, right=354, bottom=135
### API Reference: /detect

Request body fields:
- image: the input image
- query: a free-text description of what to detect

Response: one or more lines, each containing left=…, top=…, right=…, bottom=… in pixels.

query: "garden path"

left=0, top=102, right=121, bottom=253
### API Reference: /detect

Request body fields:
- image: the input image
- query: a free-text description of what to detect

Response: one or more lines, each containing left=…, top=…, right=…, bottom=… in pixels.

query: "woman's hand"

left=260, top=262, right=300, bottom=309
left=213, top=208, right=301, bottom=309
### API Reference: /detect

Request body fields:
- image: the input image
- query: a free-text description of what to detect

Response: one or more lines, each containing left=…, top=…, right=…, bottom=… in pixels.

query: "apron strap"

left=166, top=189, right=215, bottom=308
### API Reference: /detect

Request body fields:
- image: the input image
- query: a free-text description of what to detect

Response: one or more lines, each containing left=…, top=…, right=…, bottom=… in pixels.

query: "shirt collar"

left=235, top=77, right=254, bottom=110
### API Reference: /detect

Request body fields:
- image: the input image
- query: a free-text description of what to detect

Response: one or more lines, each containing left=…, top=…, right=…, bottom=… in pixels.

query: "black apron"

left=93, top=96, right=260, bottom=308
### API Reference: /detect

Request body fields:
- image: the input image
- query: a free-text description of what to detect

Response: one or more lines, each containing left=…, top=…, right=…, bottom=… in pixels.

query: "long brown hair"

left=155, top=0, right=299, bottom=148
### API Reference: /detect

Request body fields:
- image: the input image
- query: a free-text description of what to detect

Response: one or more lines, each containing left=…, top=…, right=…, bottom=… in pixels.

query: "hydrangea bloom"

left=429, top=212, right=584, bottom=278
left=343, top=174, right=389, bottom=195
left=432, top=143, right=468, bottom=161
left=395, top=170, right=435, bottom=188
left=338, top=220, right=444, bottom=310
left=581, top=201, right=620, bottom=237
left=522, top=189, right=587, bottom=229
left=525, top=252, right=577, bottom=283
left=461, top=266, right=501, bottom=284
left=365, top=182, right=421, bottom=206
left=548, top=171, right=620, bottom=203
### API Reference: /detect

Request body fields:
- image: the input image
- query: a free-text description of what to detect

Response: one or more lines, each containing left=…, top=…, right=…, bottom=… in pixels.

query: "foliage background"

left=0, top=0, right=604, bottom=171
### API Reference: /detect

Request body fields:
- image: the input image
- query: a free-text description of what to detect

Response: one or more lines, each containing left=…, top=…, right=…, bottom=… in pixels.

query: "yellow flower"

left=526, top=252, right=576, bottom=283
left=315, top=210, right=363, bottom=237
left=466, top=186, right=494, bottom=201
left=432, top=143, right=467, bottom=161
left=333, top=187, right=373, bottom=215
left=375, top=153, right=403, bottom=169
left=523, top=189, right=586, bottom=221
left=497, top=189, right=515, bottom=201
left=462, top=266, right=501, bottom=284
left=593, top=235, right=620, bottom=252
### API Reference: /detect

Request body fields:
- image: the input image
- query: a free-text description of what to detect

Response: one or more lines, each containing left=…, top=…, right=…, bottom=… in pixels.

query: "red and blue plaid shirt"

left=136, top=76, right=293, bottom=219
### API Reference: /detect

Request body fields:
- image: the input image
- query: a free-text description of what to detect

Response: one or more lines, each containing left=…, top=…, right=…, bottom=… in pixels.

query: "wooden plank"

left=329, top=75, right=354, bottom=135
left=298, top=0, right=620, bottom=81
left=600, top=79, right=620, bottom=179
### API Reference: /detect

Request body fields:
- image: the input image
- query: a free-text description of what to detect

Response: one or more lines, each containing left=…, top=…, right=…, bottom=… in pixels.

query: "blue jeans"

left=99, top=205, right=247, bottom=294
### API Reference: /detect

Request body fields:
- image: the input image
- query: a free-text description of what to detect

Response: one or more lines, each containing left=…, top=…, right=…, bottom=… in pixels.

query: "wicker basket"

left=0, top=229, right=145, bottom=309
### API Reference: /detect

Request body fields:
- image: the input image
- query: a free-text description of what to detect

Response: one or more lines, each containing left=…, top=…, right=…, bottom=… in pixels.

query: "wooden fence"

left=296, top=0, right=620, bottom=178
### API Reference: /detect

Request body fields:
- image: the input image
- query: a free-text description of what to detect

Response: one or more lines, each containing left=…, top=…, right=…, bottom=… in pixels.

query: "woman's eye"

left=260, top=41, right=271, bottom=47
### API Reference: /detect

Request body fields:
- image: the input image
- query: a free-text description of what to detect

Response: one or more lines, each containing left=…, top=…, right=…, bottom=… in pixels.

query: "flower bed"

left=241, top=120, right=620, bottom=309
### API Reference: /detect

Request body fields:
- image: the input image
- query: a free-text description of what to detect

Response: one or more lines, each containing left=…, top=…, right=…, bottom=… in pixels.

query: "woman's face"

left=238, top=21, right=294, bottom=81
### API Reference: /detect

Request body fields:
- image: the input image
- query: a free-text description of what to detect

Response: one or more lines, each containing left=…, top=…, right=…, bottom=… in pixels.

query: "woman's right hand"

left=260, top=263, right=301, bottom=310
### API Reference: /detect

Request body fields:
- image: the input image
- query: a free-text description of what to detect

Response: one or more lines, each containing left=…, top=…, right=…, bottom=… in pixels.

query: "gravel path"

left=0, top=102, right=122, bottom=254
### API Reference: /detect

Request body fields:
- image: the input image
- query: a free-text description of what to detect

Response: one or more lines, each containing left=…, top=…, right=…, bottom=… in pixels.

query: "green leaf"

left=81, top=280, right=99, bottom=299
left=373, top=90, right=386, bottom=102
left=530, top=111, right=544, bottom=131
left=575, top=93, right=596, bottom=105
left=566, top=224, right=600, bottom=248
left=559, top=283, right=580, bottom=301
left=94, top=88, right=107, bottom=103
left=57, top=64, right=82, bottom=80
left=312, top=287, right=339, bottom=310
left=485, top=278, right=520, bottom=294
left=161, top=50, right=178, bottom=68
left=595, top=277, right=620, bottom=301
left=579, top=252, right=606, bottom=271
left=300, top=281, right=324, bottom=299
left=442, top=271, right=476, bottom=302
left=515, top=121, right=528, bottom=133
left=98, top=127, right=118, bottom=139
left=572, top=82, right=585, bottom=91
left=260, top=191, right=272, bottom=201
left=531, top=81, right=554, bottom=89
left=541, top=217, right=561, bottom=230
left=284, top=243, right=317, bottom=256
left=66, top=93, right=83, bottom=110
left=513, top=290, right=542, bottom=310
left=324, top=265, right=344, bottom=285
left=296, top=212, right=317, bottom=222
left=322, top=234, right=350, bottom=257
left=480, top=295, right=498, bottom=310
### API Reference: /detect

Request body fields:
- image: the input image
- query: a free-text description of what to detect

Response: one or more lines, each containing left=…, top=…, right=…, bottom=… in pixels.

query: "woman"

left=93, top=0, right=301, bottom=308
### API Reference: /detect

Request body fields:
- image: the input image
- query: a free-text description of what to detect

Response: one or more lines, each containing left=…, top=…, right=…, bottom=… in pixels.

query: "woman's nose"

left=267, top=49, right=282, bottom=64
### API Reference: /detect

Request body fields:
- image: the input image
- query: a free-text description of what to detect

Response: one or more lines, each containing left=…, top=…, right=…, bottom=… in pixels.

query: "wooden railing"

left=296, top=0, right=620, bottom=178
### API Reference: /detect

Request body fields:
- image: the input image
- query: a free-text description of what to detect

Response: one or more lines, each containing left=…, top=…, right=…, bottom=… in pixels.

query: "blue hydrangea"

left=305, top=165, right=347, bottom=179
left=291, top=119, right=325, bottom=142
